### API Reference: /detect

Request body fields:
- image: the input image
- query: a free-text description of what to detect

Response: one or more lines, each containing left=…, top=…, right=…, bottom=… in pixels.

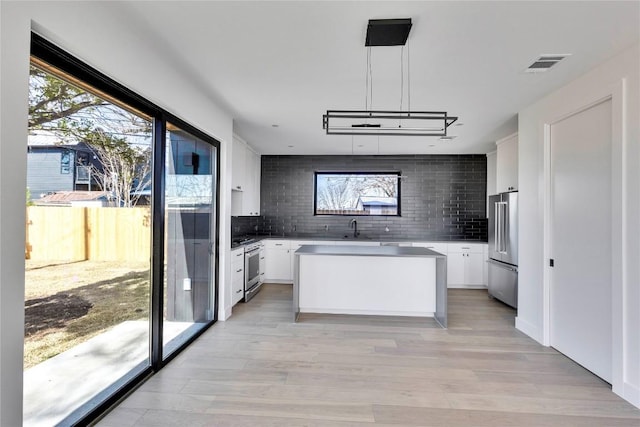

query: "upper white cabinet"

left=245, top=148, right=261, bottom=216
left=231, top=136, right=246, bottom=192
left=231, top=135, right=261, bottom=216
left=496, top=133, right=518, bottom=193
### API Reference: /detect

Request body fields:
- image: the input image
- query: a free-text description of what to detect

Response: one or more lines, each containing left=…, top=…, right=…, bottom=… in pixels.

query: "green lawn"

left=24, top=260, right=150, bottom=369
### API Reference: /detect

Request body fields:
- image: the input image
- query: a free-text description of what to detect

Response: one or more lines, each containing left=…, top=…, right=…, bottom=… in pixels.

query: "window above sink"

left=313, top=171, right=401, bottom=216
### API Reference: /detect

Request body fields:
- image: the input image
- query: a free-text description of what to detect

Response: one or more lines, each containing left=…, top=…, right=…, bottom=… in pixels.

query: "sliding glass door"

left=163, top=123, right=217, bottom=358
left=25, top=60, right=153, bottom=426
left=26, top=33, right=220, bottom=426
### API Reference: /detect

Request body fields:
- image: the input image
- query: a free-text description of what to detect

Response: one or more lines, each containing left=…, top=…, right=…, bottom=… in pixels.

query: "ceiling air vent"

left=525, top=54, right=571, bottom=73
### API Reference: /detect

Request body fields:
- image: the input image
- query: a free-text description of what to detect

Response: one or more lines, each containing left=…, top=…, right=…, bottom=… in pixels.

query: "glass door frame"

left=30, top=32, right=220, bottom=425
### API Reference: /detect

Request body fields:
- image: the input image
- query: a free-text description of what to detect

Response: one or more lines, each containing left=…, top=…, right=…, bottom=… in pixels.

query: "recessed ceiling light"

left=357, top=144, right=364, bottom=147
left=287, top=145, right=294, bottom=148
left=455, top=122, right=464, bottom=126
left=439, top=136, right=456, bottom=141
left=429, top=144, right=435, bottom=147
left=272, top=124, right=279, bottom=128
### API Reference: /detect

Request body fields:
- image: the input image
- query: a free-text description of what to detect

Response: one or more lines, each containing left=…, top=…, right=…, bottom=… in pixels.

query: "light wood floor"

left=98, top=284, right=640, bottom=426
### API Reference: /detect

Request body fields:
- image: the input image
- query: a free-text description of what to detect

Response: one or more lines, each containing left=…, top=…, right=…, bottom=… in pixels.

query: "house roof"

left=35, top=191, right=110, bottom=204
left=358, top=196, right=397, bottom=207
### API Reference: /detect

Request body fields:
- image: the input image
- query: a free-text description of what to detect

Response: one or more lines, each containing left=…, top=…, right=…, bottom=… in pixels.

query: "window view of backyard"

left=24, top=61, right=153, bottom=426
left=315, top=172, right=400, bottom=215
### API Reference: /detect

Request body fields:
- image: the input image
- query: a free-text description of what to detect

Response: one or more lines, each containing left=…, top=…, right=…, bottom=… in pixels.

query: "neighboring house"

left=33, top=190, right=112, bottom=207
left=356, top=196, right=398, bottom=215
left=27, top=141, right=101, bottom=200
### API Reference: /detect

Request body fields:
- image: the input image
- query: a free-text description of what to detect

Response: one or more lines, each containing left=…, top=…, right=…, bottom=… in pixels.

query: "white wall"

left=0, top=2, right=234, bottom=423
left=518, top=44, right=639, bottom=408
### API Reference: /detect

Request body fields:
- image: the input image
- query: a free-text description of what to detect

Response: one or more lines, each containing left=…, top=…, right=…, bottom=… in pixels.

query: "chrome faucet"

left=349, top=218, right=360, bottom=238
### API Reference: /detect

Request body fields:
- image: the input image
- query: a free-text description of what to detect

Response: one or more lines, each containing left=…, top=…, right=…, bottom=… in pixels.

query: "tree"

left=317, top=176, right=357, bottom=210
left=83, top=130, right=151, bottom=207
left=29, top=66, right=106, bottom=130
left=29, top=64, right=152, bottom=206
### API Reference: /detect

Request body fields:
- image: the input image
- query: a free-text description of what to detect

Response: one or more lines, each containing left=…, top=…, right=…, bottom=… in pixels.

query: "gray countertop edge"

left=232, top=235, right=487, bottom=249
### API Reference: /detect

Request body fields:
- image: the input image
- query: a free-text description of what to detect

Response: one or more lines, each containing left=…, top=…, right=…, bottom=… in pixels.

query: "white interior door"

left=550, top=98, right=612, bottom=382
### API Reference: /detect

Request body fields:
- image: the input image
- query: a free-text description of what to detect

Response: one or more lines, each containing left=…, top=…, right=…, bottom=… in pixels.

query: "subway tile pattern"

left=234, top=155, right=487, bottom=242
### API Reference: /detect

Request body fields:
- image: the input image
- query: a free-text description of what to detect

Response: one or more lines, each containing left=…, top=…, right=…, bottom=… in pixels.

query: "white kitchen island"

left=293, top=245, right=447, bottom=327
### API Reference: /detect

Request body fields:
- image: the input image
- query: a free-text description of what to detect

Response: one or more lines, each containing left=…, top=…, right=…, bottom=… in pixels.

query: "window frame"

left=30, top=32, right=221, bottom=426
left=313, top=171, right=402, bottom=216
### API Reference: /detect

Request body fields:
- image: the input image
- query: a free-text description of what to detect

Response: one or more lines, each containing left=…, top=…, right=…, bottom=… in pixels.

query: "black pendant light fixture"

left=323, top=18, right=458, bottom=137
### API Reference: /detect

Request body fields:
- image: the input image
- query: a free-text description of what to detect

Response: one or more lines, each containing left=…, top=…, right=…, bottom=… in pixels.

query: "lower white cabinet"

left=257, top=239, right=487, bottom=288
left=264, top=240, right=291, bottom=282
left=446, top=244, right=485, bottom=288
left=231, top=247, right=245, bottom=305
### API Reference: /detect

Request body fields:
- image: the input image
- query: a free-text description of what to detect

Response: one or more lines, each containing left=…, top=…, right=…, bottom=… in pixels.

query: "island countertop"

left=293, top=244, right=447, bottom=328
left=294, top=244, right=445, bottom=258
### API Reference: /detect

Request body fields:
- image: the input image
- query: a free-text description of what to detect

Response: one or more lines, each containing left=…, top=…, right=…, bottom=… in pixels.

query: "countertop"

left=231, top=234, right=487, bottom=248
left=294, top=245, right=446, bottom=258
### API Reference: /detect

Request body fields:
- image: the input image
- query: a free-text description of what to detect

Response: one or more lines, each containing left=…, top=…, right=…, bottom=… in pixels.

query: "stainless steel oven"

left=244, top=242, right=263, bottom=301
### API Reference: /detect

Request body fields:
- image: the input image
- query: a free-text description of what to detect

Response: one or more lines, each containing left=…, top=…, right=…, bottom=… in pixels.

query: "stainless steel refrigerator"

left=488, top=191, right=518, bottom=308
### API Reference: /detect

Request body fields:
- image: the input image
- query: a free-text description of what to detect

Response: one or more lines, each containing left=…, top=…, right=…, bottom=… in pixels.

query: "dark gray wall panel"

left=234, top=155, right=487, bottom=242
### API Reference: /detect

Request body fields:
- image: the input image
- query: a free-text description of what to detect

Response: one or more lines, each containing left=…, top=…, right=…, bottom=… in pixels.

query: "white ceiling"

left=121, top=1, right=639, bottom=155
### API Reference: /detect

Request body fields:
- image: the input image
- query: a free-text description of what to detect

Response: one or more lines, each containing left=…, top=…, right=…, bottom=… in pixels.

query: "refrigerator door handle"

left=494, top=202, right=500, bottom=252
left=497, top=201, right=507, bottom=254
left=488, top=258, right=518, bottom=272
left=502, top=202, right=508, bottom=253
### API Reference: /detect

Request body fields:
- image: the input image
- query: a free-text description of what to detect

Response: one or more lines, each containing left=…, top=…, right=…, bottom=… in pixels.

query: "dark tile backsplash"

left=232, top=155, right=487, bottom=242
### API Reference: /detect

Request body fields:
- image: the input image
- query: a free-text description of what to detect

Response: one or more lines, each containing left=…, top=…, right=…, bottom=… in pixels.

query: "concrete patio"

left=23, top=320, right=203, bottom=426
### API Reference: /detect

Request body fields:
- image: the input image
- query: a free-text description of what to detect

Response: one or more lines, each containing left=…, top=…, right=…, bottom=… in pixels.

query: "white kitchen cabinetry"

left=496, top=133, right=518, bottom=193
left=483, top=244, right=489, bottom=286
left=264, top=240, right=292, bottom=282
left=231, top=136, right=246, bottom=192
left=231, top=135, right=261, bottom=216
left=231, top=247, right=245, bottom=305
left=245, top=148, right=261, bottom=216
left=257, top=239, right=487, bottom=288
left=446, top=243, right=485, bottom=288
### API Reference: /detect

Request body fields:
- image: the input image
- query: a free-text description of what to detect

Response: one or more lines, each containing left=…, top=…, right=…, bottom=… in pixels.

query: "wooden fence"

left=26, top=206, right=151, bottom=262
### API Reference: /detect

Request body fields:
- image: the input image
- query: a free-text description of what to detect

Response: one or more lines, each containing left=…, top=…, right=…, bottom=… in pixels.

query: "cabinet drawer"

left=231, top=247, right=245, bottom=263
left=263, top=240, right=290, bottom=250
left=232, top=264, right=244, bottom=279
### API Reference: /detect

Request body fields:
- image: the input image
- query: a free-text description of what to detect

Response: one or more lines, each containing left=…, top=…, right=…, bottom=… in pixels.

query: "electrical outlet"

left=183, top=278, right=192, bottom=291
